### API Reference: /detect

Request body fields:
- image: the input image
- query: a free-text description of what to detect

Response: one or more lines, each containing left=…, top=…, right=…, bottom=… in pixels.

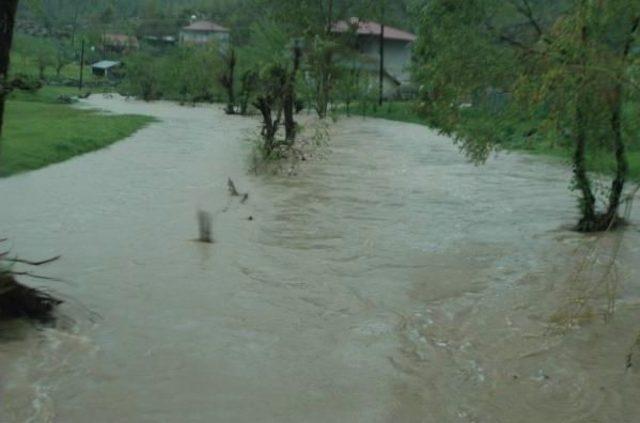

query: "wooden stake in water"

left=197, top=210, right=213, bottom=243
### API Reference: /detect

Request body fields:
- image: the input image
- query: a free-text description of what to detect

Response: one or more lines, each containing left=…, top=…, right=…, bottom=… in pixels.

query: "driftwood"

left=0, top=240, right=62, bottom=322
left=227, top=178, right=240, bottom=196
left=0, top=274, right=62, bottom=322
left=228, top=178, right=249, bottom=204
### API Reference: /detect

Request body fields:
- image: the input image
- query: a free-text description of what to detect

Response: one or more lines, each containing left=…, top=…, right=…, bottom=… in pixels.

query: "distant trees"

left=54, top=40, right=73, bottom=76
left=414, top=0, right=640, bottom=232
left=123, top=46, right=223, bottom=103
left=32, top=37, right=56, bottom=79
left=124, top=53, right=159, bottom=101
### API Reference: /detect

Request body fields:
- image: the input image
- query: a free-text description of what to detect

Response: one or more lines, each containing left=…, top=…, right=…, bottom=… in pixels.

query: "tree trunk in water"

left=574, top=100, right=597, bottom=232
left=602, top=86, right=627, bottom=227
left=601, top=16, right=640, bottom=227
left=254, top=97, right=279, bottom=155
left=224, top=49, right=236, bottom=115
left=573, top=23, right=598, bottom=232
left=0, top=0, right=19, bottom=144
left=315, top=0, right=334, bottom=120
left=284, top=46, right=302, bottom=144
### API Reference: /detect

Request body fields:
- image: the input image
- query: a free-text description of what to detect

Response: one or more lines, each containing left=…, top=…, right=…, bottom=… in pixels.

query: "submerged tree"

left=238, top=68, right=258, bottom=115
left=253, top=63, right=287, bottom=156
left=283, top=40, right=302, bottom=143
left=414, top=0, right=640, bottom=232
left=240, top=21, right=304, bottom=150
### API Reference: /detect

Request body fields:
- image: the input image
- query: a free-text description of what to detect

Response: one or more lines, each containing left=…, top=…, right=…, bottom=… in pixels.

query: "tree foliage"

left=122, top=45, right=222, bottom=102
left=414, top=0, right=640, bottom=231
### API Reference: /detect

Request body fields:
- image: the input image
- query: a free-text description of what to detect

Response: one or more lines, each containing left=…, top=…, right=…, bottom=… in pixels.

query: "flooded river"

left=1, top=96, right=639, bottom=422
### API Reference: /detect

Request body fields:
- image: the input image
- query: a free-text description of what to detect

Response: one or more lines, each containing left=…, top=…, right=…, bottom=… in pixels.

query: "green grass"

left=343, top=101, right=640, bottom=181
left=1, top=90, right=154, bottom=177
left=341, top=101, right=428, bottom=126
left=8, top=86, right=83, bottom=104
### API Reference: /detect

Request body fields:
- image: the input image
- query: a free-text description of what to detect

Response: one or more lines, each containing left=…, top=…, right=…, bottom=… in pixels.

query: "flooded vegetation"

left=0, top=97, right=638, bottom=421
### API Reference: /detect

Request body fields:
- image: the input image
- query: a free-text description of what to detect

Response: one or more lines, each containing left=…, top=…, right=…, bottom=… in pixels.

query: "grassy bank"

left=344, top=101, right=640, bottom=181
left=1, top=87, right=154, bottom=177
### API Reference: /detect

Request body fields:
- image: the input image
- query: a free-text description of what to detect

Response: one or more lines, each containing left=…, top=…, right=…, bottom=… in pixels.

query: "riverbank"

left=346, top=101, right=640, bottom=181
left=0, top=87, right=154, bottom=177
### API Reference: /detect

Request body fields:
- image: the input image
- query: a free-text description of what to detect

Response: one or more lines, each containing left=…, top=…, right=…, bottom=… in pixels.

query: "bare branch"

left=5, top=255, right=61, bottom=266
left=514, top=0, right=543, bottom=37
left=10, top=271, right=63, bottom=282
left=622, top=16, right=640, bottom=59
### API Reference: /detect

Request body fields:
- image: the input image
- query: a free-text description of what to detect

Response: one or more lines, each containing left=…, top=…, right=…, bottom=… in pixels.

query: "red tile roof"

left=183, top=20, right=229, bottom=33
left=104, top=33, right=139, bottom=47
left=333, top=19, right=417, bottom=42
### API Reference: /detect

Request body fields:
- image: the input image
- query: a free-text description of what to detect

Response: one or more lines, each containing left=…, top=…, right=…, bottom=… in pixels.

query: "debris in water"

left=0, top=241, right=62, bottom=322
left=0, top=274, right=62, bottom=322
left=228, top=178, right=240, bottom=197
left=532, top=369, right=550, bottom=382
left=228, top=178, right=249, bottom=204
left=627, top=333, right=640, bottom=370
left=197, top=210, right=214, bottom=243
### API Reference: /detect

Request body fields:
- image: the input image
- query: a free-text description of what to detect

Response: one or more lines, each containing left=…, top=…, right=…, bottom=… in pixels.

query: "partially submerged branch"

left=0, top=240, right=63, bottom=322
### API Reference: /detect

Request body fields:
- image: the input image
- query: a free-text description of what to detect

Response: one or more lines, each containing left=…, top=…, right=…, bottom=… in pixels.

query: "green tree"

left=414, top=0, right=640, bottom=232
left=124, top=53, right=159, bottom=101
left=32, top=37, right=56, bottom=80
left=54, top=40, right=74, bottom=77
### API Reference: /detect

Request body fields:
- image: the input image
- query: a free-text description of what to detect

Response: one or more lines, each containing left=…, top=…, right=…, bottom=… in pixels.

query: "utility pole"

left=378, top=1, right=385, bottom=106
left=326, top=0, right=334, bottom=34
left=79, top=39, right=85, bottom=92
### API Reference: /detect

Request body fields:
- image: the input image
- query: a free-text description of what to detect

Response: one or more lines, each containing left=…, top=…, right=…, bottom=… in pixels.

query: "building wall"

left=358, top=37, right=413, bottom=84
left=179, top=30, right=230, bottom=45
left=357, top=71, right=400, bottom=99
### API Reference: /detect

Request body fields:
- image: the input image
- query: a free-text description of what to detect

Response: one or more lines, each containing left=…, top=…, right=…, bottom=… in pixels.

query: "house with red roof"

left=179, top=20, right=230, bottom=46
left=333, top=19, right=417, bottom=97
left=104, top=33, right=140, bottom=54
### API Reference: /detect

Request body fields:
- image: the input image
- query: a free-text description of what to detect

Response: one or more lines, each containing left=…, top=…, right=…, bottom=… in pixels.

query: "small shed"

left=91, top=60, right=122, bottom=78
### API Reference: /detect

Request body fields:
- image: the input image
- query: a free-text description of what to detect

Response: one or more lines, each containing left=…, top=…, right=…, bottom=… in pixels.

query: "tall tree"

left=414, top=0, right=640, bottom=232
left=0, top=0, right=20, bottom=144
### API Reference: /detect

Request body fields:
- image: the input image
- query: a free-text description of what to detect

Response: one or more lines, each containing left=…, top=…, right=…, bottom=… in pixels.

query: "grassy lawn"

left=344, top=101, right=640, bottom=181
left=1, top=88, right=154, bottom=177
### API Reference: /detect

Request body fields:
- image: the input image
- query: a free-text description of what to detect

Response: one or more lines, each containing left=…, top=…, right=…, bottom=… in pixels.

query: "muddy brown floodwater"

left=1, top=96, right=639, bottom=422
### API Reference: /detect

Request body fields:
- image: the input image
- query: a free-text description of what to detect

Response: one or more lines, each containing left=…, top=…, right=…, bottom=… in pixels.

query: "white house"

left=333, top=19, right=417, bottom=97
left=179, top=20, right=230, bottom=46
